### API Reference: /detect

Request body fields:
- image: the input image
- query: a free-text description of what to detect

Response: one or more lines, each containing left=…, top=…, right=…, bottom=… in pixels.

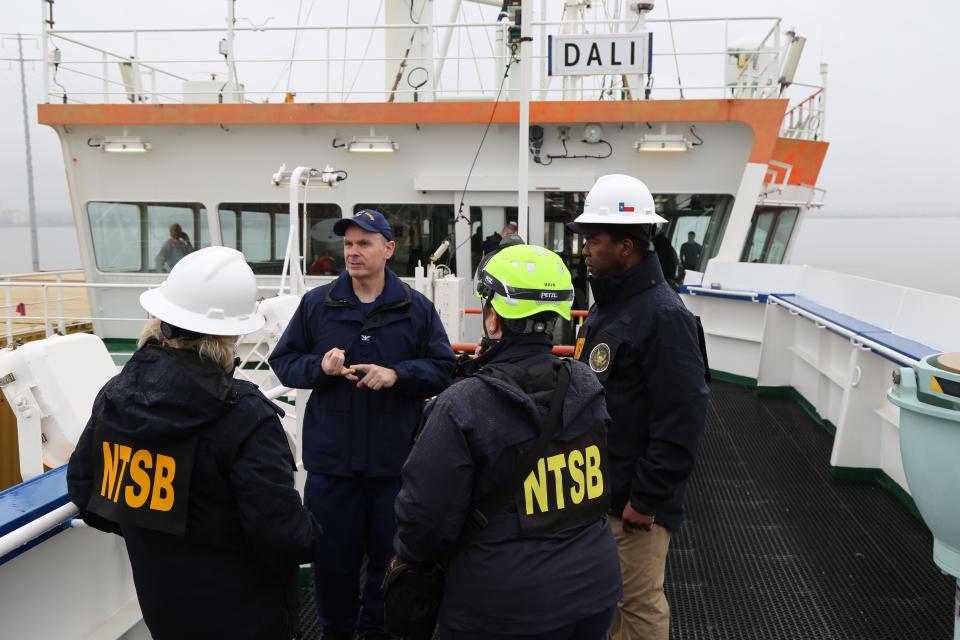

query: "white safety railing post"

left=325, top=28, right=331, bottom=103
left=55, top=275, right=65, bottom=334
left=42, top=285, right=52, bottom=337
left=132, top=30, right=142, bottom=103
left=4, top=283, right=12, bottom=344
left=101, top=51, right=109, bottom=102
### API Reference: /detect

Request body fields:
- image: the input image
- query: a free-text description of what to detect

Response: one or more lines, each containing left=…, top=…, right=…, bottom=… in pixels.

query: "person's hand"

left=351, top=364, right=398, bottom=390
left=621, top=502, right=655, bottom=533
left=321, top=347, right=356, bottom=378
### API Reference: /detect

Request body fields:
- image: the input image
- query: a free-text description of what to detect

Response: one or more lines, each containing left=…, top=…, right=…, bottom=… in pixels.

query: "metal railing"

left=0, top=275, right=292, bottom=345
left=39, top=13, right=823, bottom=135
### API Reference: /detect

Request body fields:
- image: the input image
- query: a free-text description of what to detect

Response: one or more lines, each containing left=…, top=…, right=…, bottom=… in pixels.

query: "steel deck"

left=298, top=381, right=955, bottom=639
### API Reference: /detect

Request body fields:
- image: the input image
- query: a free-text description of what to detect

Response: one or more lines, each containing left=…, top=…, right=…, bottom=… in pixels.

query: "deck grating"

left=298, top=381, right=955, bottom=639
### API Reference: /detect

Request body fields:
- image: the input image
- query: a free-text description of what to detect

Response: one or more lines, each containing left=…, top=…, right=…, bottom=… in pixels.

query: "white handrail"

left=768, top=296, right=920, bottom=367
left=0, top=502, right=79, bottom=561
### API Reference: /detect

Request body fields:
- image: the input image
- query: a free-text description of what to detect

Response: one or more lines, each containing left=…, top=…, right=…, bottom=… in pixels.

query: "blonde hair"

left=138, top=318, right=238, bottom=372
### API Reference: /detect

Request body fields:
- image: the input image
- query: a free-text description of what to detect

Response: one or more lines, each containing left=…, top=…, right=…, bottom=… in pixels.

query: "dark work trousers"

left=305, top=473, right=402, bottom=639
left=439, top=606, right=616, bottom=640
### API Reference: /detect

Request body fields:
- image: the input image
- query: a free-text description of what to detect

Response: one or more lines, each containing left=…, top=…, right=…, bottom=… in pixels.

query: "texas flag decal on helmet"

left=618, top=202, right=635, bottom=213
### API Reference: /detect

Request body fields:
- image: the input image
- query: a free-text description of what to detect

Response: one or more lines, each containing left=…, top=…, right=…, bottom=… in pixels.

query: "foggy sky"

left=1, top=0, right=958, bottom=226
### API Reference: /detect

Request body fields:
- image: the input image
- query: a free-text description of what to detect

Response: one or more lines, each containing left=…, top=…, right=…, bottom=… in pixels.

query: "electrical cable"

left=444, top=45, right=519, bottom=266
left=688, top=125, right=703, bottom=146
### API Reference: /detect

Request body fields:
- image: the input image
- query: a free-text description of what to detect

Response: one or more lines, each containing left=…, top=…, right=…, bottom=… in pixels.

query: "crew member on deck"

left=67, top=246, right=319, bottom=640
left=269, top=209, right=455, bottom=640
left=568, top=174, right=710, bottom=640
left=393, top=244, right=621, bottom=639
left=155, top=223, right=194, bottom=271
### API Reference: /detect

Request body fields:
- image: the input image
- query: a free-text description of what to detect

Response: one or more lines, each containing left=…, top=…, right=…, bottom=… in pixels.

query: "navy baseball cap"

left=333, top=209, right=394, bottom=241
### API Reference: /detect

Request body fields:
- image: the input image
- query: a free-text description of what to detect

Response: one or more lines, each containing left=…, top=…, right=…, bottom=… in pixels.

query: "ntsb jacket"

left=576, top=256, right=709, bottom=531
left=67, top=342, right=319, bottom=640
left=269, top=269, right=455, bottom=477
left=395, top=336, right=622, bottom=634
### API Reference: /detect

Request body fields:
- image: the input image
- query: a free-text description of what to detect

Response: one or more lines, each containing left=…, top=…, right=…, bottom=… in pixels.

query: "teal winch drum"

left=888, top=352, right=960, bottom=640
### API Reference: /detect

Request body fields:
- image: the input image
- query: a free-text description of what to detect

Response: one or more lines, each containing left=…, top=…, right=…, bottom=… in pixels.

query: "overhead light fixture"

left=635, top=124, right=692, bottom=153
left=100, top=136, right=151, bottom=153
left=583, top=123, right=604, bottom=144
left=347, top=136, right=398, bottom=153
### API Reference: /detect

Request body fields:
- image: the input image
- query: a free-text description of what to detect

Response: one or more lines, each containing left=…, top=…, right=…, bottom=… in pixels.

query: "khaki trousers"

left=609, top=516, right=673, bottom=640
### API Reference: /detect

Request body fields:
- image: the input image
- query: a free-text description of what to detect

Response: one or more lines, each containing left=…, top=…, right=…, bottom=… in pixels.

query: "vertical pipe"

left=517, top=2, right=532, bottom=243
left=284, top=167, right=307, bottom=297
left=538, top=0, right=547, bottom=100
left=132, top=31, right=142, bottom=102
left=17, top=35, right=40, bottom=273
left=226, top=0, right=236, bottom=93
left=425, top=3, right=436, bottom=102
left=325, top=28, right=330, bottom=103
left=41, top=0, right=49, bottom=101
left=55, top=274, right=65, bottom=334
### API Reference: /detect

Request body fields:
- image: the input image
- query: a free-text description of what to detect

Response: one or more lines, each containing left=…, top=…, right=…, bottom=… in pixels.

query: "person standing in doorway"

left=568, top=174, right=709, bottom=640
left=679, top=231, right=702, bottom=272
left=269, top=209, right=456, bottom=640
left=482, top=221, right=519, bottom=254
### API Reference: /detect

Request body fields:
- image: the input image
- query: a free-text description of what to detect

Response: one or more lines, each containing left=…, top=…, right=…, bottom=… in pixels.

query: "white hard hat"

left=570, top=174, right=667, bottom=229
left=140, top=246, right=265, bottom=336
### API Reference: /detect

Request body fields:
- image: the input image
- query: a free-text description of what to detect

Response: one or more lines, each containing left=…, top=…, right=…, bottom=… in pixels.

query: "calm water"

left=2, top=216, right=959, bottom=298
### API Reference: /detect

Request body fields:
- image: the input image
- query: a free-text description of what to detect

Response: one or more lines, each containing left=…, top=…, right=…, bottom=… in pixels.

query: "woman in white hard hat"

left=68, top=246, right=320, bottom=640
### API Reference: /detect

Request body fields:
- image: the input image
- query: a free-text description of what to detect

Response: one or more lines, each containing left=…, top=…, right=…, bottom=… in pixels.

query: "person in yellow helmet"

left=390, top=243, right=622, bottom=639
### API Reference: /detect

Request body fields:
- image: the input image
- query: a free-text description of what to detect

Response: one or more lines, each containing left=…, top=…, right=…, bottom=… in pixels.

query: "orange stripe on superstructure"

left=38, top=99, right=787, bottom=165
left=767, top=137, right=829, bottom=186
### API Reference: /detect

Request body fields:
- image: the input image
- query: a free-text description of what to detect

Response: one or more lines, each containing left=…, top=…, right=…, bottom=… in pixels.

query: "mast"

left=517, top=1, right=532, bottom=243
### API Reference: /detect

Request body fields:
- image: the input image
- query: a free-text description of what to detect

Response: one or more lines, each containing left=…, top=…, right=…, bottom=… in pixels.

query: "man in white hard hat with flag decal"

left=568, top=174, right=710, bottom=640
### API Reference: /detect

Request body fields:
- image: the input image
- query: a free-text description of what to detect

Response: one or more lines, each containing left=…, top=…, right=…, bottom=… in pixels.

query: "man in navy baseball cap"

left=270, top=204, right=455, bottom=639
left=333, top=209, right=394, bottom=241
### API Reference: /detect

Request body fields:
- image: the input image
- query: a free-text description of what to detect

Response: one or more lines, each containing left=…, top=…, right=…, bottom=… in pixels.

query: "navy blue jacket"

left=578, top=257, right=709, bottom=531
left=269, top=269, right=455, bottom=476
left=395, top=337, right=622, bottom=634
left=67, top=343, right=319, bottom=640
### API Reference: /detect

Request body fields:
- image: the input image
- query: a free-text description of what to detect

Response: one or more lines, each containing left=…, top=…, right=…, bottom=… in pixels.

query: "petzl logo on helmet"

left=618, top=202, right=635, bottom=213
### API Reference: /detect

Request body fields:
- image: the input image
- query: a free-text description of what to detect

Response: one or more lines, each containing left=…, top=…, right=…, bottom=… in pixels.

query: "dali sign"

left=548, top=32, right=652, bottom=77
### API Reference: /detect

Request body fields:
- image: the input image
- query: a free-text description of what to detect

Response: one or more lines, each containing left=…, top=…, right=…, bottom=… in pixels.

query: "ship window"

left=468, top=206, right=519, bottom=277
left=87, top=201, right=207, bottom=273
left=658, top=194, right=734, bottom=274
left=218, top=203, right=342, bottom=276
left=542, top=191, right=733, bottom=292
left=741, top=207, right=799, bottom=264
left=354, top=204, right=456, bottom=277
